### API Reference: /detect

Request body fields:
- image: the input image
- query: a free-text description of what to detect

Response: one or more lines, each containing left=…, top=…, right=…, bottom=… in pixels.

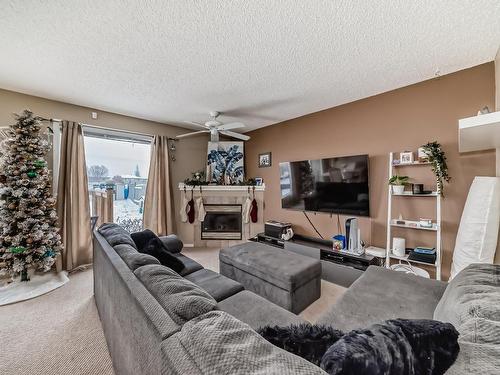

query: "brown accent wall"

left=0, top=88, right=209, bottom=234
left=245, top=63, right=496, bottom=280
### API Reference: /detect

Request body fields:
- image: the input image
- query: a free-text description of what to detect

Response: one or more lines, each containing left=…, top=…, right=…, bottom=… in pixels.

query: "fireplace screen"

left=201, top=204, right=242, bottom=240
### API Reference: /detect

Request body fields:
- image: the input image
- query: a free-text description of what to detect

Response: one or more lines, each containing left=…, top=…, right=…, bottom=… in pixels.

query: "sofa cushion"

left=433, top=264, right=500, bottom=375
left=113, top=243, right=138, bottom=258
left=141, top=237, right=185, bottom=273
left=121, top=251, right=160, bottom=271
left=173, top=253, right=203, bottom=276
left=219, top=242, right=321, bottom=291
left=447, top=341, right=500, bottom=374
left=159, top=234, right=183, bottom=254
left=134, top=264, right=216, bottom=325
left=185, top=269, right=244, bottom=302
left=98, top=223, right=137, bottom=248
left=459, top=317, right=500, bottom=345
left=160, top=310, right=327, bottom=375
left=317, top=266, right=447, bottom=332
left=218, top=290, right=306, bottom=330
left=434, top=263, right=500, bottom=327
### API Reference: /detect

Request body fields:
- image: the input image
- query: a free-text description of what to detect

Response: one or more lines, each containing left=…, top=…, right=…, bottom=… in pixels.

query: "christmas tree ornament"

left=0, top=110, right=63, bottom=280
left=34, top=160, right=46, bottom=168
left=10, top=246, right=26, bottom=254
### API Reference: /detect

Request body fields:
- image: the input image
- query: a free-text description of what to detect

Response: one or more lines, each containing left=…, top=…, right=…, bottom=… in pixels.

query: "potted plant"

left=389, top=175, right=409, bottom=194
left=421, top=141, right=450, bottom=197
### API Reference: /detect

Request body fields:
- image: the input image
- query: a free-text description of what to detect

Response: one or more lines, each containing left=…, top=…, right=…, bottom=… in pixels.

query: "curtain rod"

left=82, top=123, right=177, bottom=141
left=39, top=117, right=62, bottom=122
left=2, top=118, right=178, bottom=141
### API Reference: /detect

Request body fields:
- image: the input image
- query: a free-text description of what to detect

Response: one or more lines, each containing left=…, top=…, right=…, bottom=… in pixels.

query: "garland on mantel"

left=184, top=170, right=257, bottom=186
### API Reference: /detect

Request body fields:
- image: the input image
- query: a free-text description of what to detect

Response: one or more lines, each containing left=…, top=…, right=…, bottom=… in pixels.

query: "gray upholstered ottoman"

left=219, top=242, right=321, bottom=313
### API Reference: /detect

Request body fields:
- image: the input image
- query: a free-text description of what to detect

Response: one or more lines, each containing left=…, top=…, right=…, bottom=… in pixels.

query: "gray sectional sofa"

left=94, top=223, right=500, bottom=375
left=94, top=224, right=320, bottom=375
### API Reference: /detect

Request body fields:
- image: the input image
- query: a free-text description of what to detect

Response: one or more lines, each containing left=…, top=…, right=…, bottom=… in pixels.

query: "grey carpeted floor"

left=0, top=269, right=114, bottom=375
left=0, top=247, right=345, bottom=374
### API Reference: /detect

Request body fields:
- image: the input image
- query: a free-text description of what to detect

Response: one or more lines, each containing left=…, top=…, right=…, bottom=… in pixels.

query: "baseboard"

left=183, top=243, right=195, bottom=248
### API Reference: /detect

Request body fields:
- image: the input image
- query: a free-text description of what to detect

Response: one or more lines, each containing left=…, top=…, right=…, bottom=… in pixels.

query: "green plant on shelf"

left=421, top=141, right=450, bottom=197
left=388, top=175, right=409, bottom=186
left=388, top=175, right=409, bottom=195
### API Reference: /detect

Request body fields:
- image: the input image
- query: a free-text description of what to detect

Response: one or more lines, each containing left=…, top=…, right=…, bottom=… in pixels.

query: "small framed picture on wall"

left=254, top=177, right=263, bottom=186
left=258, top=152, right=272, bottom=168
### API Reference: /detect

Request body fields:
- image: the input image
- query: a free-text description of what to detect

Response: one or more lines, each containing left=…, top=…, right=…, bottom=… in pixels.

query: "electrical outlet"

left=91, top=112, right=98, bottom=119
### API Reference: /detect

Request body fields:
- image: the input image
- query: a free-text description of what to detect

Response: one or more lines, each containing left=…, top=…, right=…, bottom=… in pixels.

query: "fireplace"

left=201, top=204, right=242, bottom=240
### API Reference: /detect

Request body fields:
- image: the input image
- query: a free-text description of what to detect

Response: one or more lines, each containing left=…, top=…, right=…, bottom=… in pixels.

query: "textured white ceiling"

left=1, top=1, right=500, bottom=132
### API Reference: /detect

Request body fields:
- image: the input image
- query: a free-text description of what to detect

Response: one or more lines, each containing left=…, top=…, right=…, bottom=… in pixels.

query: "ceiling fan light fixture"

left=177, top=111, right=250, bottom=141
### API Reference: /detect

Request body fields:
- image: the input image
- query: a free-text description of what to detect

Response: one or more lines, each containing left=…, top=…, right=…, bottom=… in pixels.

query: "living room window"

left=83, top=127, right=152, bottom=232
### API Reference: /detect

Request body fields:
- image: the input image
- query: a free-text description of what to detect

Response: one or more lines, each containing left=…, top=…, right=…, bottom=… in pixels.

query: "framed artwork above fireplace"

left=207, top=141, right=244, bottom=184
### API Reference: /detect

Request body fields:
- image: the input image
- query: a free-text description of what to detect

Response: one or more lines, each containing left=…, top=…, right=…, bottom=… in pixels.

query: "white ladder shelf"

left=386, top=152, right=442, bottom=280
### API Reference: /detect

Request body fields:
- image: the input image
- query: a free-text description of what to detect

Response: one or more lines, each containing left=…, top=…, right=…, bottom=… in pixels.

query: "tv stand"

left=251, top=233, right=380, bottom=287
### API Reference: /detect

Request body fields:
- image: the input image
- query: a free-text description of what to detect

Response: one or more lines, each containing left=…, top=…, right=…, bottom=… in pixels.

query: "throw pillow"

left=258, top=324, right=344, bottom=366
left=320, top=319, right=459, bottom=375
left=142, top=237, right=185, bottom=273
left=121, top=251, right=160, bottom=271
left=131, top=229, right=158, bottom=251
left=98, top=223, right=137, bottom=248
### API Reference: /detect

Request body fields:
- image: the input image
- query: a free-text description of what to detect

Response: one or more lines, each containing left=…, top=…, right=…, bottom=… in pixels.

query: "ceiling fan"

left=177, top=111, right=250, bottom=142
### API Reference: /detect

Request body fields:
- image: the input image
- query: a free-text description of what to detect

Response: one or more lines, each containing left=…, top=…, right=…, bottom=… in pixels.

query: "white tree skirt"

left=0, top=271, right=69, bottom=306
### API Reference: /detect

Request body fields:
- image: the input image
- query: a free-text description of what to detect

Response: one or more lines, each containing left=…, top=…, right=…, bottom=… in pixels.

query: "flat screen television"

left=280, top=154, right=370, bottom=216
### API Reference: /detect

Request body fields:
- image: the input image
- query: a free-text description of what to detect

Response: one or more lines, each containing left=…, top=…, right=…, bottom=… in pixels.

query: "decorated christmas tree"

left=0, top=110, right=62, bottom=281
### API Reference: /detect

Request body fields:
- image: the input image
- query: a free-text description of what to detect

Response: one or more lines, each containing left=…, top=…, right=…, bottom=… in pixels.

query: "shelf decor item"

left=392, top=237, right=406, bottom=257
left=417, top=147, right=429, bottom=162
left=388, top=175, right=409, bottom=194
left=400, top=151, right=414, bottom=164
left=421, top=141, right=450, bottom=196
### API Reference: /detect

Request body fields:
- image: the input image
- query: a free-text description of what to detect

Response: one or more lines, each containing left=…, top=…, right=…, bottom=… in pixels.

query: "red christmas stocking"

left=187, top=198, right=195, bottom=224
left=250, top=199, right=258, bottom=223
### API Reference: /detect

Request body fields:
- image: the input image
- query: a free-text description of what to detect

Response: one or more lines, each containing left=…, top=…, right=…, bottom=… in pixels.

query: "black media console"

left=251, top=233, right=380, bottom=287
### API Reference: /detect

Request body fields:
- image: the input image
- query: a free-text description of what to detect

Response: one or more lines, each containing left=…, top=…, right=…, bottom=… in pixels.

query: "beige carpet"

left=0, top=247, right=345, bottom=375
left=0, top=269, right=114, bottom=375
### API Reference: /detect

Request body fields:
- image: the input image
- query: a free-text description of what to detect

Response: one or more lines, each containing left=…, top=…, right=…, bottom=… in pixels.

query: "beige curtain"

left=56, top=121, right=92, bottom=271
left=143, top=135, right=173, bottom=235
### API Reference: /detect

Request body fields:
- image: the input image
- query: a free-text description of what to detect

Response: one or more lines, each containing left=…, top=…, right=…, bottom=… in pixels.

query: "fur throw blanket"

left=259, top=319, right=459, bottom=375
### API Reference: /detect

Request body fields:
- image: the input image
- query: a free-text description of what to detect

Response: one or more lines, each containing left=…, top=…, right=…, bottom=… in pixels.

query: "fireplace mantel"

left=178, top=183, right=265, bottom=192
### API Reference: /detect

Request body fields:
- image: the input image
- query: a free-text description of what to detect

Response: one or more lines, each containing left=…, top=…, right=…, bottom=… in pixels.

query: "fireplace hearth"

left=201, top=204, right=242, bottom=240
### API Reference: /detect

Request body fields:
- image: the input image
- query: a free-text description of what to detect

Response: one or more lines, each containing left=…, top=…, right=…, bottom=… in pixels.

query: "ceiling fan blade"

left=176, top=130, right=210, bottom=139
left=217, top=122, right=245, bottom=131
left=183, top=121, right=208, bottom=129
left=219, top=130, right=250, bottom=141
